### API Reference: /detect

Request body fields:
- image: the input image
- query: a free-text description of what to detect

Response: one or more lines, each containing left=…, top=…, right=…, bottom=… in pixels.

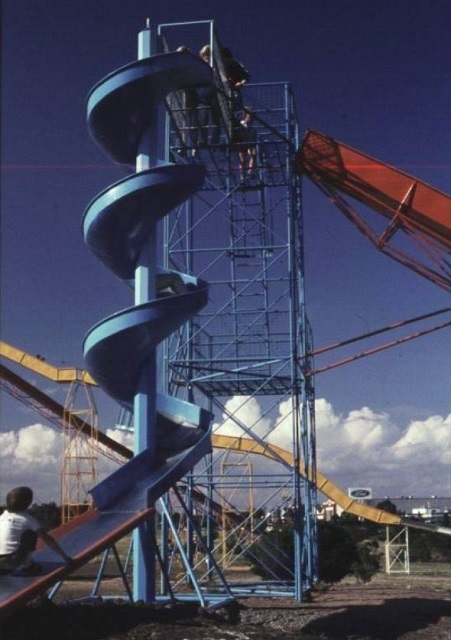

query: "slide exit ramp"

left=0, top=394, right=212, bottom=619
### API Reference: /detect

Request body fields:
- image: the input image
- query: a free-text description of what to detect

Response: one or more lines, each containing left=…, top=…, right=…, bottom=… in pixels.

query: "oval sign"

left=349, top=488, right=372, bottom=498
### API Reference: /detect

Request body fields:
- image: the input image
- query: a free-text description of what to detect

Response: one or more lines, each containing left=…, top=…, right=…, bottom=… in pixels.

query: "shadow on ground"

left=3, top=601, right=248, bottom=640
left=4, top=601, right=202, bottom=640
left=302, top=597, right=451, bottom=639
left=3, top=595, right=451, bottom=640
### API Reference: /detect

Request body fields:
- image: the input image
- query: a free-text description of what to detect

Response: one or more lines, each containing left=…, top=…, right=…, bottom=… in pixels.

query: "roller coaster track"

left=2, top=341, right=449, bottom=534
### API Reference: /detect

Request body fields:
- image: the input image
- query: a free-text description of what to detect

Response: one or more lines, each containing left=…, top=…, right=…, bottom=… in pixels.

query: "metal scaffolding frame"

left=61, top=381, right=99, bottom=523
left=159, top=20, right=318, bottom=600
left=385, top=526, right=410, bottom=575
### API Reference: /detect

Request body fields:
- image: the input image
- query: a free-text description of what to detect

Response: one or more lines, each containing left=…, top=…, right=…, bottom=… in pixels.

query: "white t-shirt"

left=0, top=510, right=41, bottom=555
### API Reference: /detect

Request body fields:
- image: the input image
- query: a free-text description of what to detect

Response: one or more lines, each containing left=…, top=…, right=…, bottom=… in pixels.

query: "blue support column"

left=133, top=21, right=158, bottom=604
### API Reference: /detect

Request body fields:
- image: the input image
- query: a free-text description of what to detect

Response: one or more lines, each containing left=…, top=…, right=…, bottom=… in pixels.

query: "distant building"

left=385, top=497, right=450, bottom=523
left=410, top=506, right=449, bottom=523
left=317, top=499, right=343, bottom=521
left=316, top=497, right=450, bottom=524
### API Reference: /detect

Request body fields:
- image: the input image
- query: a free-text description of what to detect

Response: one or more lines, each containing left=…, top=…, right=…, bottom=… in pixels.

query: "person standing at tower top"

left=237, top=108, right=258, bottom=181
left=196, top=44, right=222, bottom=145
left=221, top=47, right=250, bottom=114
left=0, top=486, right=73, bottom=575
left=175, top=46, right=201, bottom=152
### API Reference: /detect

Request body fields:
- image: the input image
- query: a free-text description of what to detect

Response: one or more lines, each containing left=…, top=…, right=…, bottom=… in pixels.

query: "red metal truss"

left=297, top=130, right=451, bottom=291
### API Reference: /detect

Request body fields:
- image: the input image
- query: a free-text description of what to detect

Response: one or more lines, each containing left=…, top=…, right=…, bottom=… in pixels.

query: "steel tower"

left=160, top=21, right=318, bottom=599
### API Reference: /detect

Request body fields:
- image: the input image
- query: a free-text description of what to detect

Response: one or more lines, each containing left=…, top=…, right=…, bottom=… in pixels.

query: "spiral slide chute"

left=83, top=273, right=208, bottom=405
left=87, top=51, right=212, bottom=165
left=83, top=165, right=206, bottom=280
left=91, top=396, right=213, bottom=511
left=83, top=49, right=214, bottom=512
left=83, top=274, right=212, bottom=508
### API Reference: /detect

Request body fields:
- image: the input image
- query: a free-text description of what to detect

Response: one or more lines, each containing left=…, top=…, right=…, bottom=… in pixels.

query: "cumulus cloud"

left=392, top=414, right=451, bottom=463
left=214, top=397, right=451, bottom=499
left=212, top=395, right=271, bottom=440
left=0, top=423, right=126, bottom=504
left=0, top=423, right=61, bottom=468
left=1, top=403, right=449, bottom=505
left=0, top=424, right=62, bottom=504
left=312, top=407, right=451, bottom=496
left=105, top=427, right=134, bottom=450
left=15, top=423, right=61, bottom=466
left=0, top=430, right=17, bottom=458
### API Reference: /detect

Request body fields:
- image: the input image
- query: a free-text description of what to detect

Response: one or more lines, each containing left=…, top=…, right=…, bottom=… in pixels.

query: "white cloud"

left=0, top=430, right=17, bottom=458
left=15, top=423, right=61, bottom=466
left=342, top=407, right=388, bottom=448
left=312, top=404, right=451, bottom=497
left=105, top=427, right=134, bottom=450
left=0, top=423, right=122, bottom=504
left=266, top=397, right=295, bottom=452
left=0, top=423, right=61, bottom=468
left=0, top=424, right=63, bottom=504
left=215, top=397, right=451, bottom=499
left=392, top=414, right=451, bottom=463
left=1, top=403, right=449, bottom=505
left=212, top=395, right=271, bottom=440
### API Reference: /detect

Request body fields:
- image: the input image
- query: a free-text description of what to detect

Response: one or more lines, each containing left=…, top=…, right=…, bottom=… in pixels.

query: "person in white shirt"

left=0, top=486, right=72, bottom=575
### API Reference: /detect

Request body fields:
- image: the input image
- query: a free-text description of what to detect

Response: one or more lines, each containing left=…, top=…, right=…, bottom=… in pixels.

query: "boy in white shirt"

left=0, top=486, right=72, bottom=576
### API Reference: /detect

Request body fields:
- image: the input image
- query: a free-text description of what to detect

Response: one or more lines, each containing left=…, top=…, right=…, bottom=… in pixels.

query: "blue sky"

left=1, top=0, right=450, bottom=503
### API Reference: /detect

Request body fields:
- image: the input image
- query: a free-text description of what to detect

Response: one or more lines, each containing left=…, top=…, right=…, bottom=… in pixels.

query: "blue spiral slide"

left=0, top=46, right=216, bottom=617
left=83, top=48, right=214, bottom=511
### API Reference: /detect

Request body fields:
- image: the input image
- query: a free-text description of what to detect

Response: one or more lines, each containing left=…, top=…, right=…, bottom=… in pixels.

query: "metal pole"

left=133, top=19, right=159, bottom=603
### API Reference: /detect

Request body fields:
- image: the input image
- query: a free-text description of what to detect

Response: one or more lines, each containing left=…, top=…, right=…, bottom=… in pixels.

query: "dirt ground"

left=3, top=571, right=451, bottom=640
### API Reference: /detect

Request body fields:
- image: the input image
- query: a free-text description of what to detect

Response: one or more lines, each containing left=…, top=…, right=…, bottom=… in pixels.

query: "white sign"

left=348, top=487, right=372, bottom=499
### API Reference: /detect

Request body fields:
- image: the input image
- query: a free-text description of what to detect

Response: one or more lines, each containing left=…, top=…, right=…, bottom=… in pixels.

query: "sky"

left=1, top=0, right=450, bottom=505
